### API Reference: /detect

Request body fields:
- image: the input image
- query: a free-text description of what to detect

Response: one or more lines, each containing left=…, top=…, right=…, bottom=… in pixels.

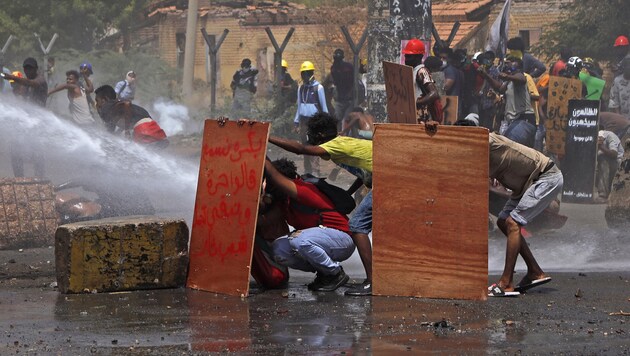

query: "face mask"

left=301, top=72, right=313, bottom=82
left=441, top=61, right=448, bottom=69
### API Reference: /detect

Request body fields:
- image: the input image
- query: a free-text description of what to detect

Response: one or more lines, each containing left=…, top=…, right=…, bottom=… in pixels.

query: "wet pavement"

left=1, top=202, right=630, bottom=354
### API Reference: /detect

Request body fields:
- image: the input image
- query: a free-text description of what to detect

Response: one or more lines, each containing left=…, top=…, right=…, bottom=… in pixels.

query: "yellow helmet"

left=281, top=59, right=288, bottom=68
left=300, top=61, right=315, bottom=72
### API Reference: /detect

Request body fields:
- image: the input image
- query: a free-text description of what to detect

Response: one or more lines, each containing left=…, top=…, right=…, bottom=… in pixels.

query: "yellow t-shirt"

left=319, top=136, right=373, bottom=172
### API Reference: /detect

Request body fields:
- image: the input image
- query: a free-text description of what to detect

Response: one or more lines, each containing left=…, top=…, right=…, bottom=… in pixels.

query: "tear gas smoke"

left=152, top=99, right=197, bottom=136
left=0, top=96, right=198, bottom=224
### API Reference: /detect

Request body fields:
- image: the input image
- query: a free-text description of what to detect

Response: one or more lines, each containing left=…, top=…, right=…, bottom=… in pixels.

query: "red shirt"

left=282, top=179, right=349, bottom=233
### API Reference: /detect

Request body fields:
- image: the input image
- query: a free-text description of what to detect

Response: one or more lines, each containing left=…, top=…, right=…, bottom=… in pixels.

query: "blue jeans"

left=534, top=123, right=546, bottom=152
left=349, top=189, right=372, bottom=234
left=272, top=227, right=355, bottom=275
left=504, top=117, right=536, bottom=148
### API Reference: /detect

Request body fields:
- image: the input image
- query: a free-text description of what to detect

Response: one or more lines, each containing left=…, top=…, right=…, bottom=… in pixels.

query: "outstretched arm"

left=48, top=83, right=77, bottom=96
left=269, top=136, right=331, bottom=159
left=264, top=160, right=298, bottom=199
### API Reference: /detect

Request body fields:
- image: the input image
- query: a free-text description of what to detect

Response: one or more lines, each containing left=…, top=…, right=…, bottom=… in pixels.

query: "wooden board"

left=55, top=216, right=190, bottom=294
left=383, top=61, right=416, bottom=124
left=187, top=119, right=269, bottom=297
left=562, top=100, right=600, bottom=203
left=440, top=95, right=459, bottom=125
left=606, top=141, right=630, bottom=228
left=372, top=124, right=488, bottom=300
left=545, top=77, right=583, bottom=155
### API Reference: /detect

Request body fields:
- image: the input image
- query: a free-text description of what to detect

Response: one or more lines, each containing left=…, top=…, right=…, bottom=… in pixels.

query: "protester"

left=329, top=48, right=355, bottom=125
left=278, top=59, right=296, bottom=102
left=595, top=129, right=624, bottom=202
left=230, top=58, right=258, bottom=118
left=550, top=48, right=572, bottom=76
left=79, top=61, right=96, bottom=113
left=269, top=112, right=375, bottom=295
left=506, top=37, right=546, bottom=78
left=599, top=111, right=630, bottom=141
left=609, top=58, right=630, bottom=117
left=115, top=70, right=137, bottom=102
left=457, top=119, right=561, bottom=296
left=403, top=40, right=442, bottom=123
left=340, top=107, right=374, bottom=139
left=612, top=35, right=630, bottom=77
left=94, top=84, right=168, bottom=149
left=480, top=56, right=536, bottom=147
left=261, top=157, right=355, bottom=291
left=293, top=61, right=328, bottom=176
left=478, top=51, right=501, bottom=130
left=439, top=48, right=464, bottom=117
left=47, top=70, right=96, bottom=126
left=2, top=57, right=48, bottom=178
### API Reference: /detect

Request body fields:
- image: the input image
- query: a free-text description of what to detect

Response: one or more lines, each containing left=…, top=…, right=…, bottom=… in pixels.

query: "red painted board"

left=187, top=119, right=269, bottom=297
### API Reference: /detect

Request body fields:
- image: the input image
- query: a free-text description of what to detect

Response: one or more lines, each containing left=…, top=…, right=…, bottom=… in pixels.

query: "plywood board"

left=562, top=99, right=600, bottom=203
left=545, top=77, right=583, bottom=155
left=383, top=61, right=416, bottom=124
left=187, top=119, right=269, bottom=297
left=440, top=95, right=459, bottom=125
left=372, top=124, right=488, bottom=300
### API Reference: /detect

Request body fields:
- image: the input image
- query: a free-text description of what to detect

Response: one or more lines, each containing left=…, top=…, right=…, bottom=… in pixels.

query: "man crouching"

left=263, top=158, right=355, bottom=291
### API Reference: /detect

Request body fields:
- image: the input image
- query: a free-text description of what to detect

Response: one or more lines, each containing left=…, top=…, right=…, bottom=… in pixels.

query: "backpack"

left=297, top=174, right=356, bottom=215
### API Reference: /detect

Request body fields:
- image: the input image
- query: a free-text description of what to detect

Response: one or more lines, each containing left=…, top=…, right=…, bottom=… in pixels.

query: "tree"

left=0, top=0, right=149, bottom=65
left=533, top=0, right=630, bottom=61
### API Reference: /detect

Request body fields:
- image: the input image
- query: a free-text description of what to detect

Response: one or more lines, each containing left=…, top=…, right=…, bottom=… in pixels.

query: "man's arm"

left=269, top=136, right=331, bottom=158
left=264, top=160, right=298, bottom=199
left=3, top=74, right=43, bottom=89
left=47, top=83, right=77, bottom=96
left=416, top=82, right=440, bottom=107
left=479, top=69, right=507, bottom=93
left=82, top=73, right=94, bottom=94
left=526, top=54, right=547, bottom=78
left=341, top=112, right=361, bottom=135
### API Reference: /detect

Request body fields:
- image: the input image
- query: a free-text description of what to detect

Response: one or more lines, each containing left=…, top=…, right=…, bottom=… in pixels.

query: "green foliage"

left=532, top=0, right=630, bottom=61
left=0, top=0, right=150, bottom=63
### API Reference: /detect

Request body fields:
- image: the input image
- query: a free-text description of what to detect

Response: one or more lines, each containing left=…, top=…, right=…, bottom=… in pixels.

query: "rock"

left=55, top=216, right=189, bottom=294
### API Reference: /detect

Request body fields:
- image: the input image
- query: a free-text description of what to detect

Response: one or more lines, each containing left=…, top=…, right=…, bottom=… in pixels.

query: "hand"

left=498, top=72, right=509, bottom=80
left=424, top=120, right=439, bottom=135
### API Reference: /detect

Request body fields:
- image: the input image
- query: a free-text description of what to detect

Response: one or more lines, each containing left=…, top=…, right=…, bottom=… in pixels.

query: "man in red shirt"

left=263, top=158, right=355, bottom=292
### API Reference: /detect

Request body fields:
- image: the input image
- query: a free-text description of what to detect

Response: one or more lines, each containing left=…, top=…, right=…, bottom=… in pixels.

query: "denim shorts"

left=499, top=166, right=563, bottom=225
left=349, top=189, right=372, bottom=234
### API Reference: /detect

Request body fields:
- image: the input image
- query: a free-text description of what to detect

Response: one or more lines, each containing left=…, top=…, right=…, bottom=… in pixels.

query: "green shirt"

left=319, top=136, right=373, bottom=172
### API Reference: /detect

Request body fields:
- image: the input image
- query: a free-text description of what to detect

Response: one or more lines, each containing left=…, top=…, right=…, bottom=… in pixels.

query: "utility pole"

left=340, top=26, right=368, bottom=108
left=182, top=0, right=198, bottom=99
left=264, top=27, right=295, bottom=85
left=34, top=33, right=58, bottom=83
left=201, top=28, right=229, bottom=113
left=366, top=0, right=433, bottom=121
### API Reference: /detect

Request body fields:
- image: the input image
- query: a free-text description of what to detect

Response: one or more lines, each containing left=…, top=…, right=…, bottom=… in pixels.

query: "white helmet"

left=567, top=56, right=583, bottom=70
left=472, top=51, right=483, bottom=62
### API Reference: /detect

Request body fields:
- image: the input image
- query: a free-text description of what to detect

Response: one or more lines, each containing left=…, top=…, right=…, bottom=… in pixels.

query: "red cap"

left=402, top=39, right=426, bottom=55
left=614, top=35, right=629, bottom=47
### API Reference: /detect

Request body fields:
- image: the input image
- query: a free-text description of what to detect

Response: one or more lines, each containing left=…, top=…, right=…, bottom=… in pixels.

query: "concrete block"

left=0, top=178, right=57, bottom=249
left=55, top=216, right=189, bottom=294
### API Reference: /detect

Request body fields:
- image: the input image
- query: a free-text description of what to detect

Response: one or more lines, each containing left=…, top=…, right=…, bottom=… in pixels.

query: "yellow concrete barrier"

left=55, top=216, right=189, bottom=294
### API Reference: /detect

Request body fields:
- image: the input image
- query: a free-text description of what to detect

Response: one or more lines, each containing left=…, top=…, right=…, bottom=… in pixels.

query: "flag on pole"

left=486, top=0, right=512, bottom=60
